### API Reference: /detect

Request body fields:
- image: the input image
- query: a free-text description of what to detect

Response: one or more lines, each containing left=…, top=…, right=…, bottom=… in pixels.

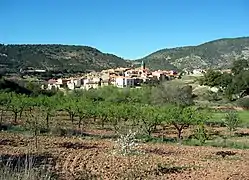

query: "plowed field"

left=0, top=132, right=249, bottom=180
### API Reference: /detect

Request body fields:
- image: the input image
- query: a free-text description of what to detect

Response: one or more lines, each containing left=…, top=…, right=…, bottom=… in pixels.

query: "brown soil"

left=0, top=132, right=249, bottom=180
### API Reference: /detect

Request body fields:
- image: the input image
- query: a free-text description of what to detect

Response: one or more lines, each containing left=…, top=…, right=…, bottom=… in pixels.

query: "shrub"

left=50, top=127, right=68, bottom=137
left=224, top=110, right=241, bottom=136
left=193, top=123, right=209, bottom=145
left=236, top=98, right=249, bottom=109
left=206, top=91, right=222, bottom=101
left=113, top=129, right=140, bottom=156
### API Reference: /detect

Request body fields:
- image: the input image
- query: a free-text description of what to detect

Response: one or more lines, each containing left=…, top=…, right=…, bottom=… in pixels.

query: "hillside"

left=137, top=37, right=249, bottom=71
left=0, top=44, right=131, bottom=73
left=2, top=37, right=249, bottom=73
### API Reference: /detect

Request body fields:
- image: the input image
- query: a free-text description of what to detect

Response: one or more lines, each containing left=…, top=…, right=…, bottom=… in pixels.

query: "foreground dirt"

left=0, top=132, right=249, bottom=180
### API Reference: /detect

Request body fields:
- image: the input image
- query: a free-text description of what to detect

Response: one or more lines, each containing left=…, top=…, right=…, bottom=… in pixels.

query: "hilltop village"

left=45, top=61, right=179, bottom=91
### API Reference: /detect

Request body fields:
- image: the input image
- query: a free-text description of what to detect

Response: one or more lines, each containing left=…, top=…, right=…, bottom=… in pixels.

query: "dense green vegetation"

left=2, top=59, right=249, bottom=150
left=199, top=59, right=249, bottom=102
left=0, top=78, right=33, bottom=95
left=0, top=77, right=57, bottom=97
left=2, top=40, right=249, bottom=179
left=1, top=78, right=248, bottom=151
left=0, top=81, right=210, bottom=141
left=0, top=44, right=131, bottom=73
left=138, top=37, right=249, bottom=70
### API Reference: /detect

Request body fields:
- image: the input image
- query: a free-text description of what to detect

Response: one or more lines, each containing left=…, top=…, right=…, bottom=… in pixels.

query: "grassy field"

left=212, top=110, right=249, bottom=125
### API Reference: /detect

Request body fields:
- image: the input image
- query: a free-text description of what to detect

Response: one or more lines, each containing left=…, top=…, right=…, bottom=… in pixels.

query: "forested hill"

left=2, top=37, right=249, bottom=73
left=0, top=44, right=131, bottom=73
left=137, top=37, right=249, bottom=71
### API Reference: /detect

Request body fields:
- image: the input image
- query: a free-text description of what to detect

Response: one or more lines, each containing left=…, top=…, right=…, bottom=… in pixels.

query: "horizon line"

left=1, top=36, right=249, bottom=60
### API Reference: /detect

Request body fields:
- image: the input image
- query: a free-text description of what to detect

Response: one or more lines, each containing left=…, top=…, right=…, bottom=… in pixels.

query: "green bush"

left=192, top=124, right=209, bottom=145
left=224, top=110, right=241, bottom=135
left=236, top=98, right=249, bottom=109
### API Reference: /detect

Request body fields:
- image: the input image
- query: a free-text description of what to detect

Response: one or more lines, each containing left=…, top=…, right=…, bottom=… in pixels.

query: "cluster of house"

left=182, top=68, right=232, bottom=76
left=45, top=61, right=178, bottom=91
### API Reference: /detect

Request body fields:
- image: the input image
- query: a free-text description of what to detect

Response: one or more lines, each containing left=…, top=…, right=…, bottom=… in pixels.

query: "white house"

left=47, top=83, right=60, bottom=90
left=192, top=69, right=204, bottom=75
left=115, top=77, right=125, bottom=88
left=152, top=71, right=164, bottom=80
left=73, top=79, right=81, bottom=88
left=47, top=79, right=60, bottom=90
left=115, top=77, right=134, bottom=88
left=56, top=78, right=64, bottom=85
left=81, top=81, right=99, bottom=90
left=124, top=71, right=131, bottom=77
left=67, top=81, right=75, bottom=90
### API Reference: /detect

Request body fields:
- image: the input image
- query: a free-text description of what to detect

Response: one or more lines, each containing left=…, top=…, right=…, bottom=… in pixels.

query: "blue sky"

left=1, top=0, right=249, bottom=59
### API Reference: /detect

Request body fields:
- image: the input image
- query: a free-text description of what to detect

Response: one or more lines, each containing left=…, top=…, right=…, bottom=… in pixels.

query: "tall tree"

left=152, top=81, right=194, bottom=107
left=231, top=59, right=249, bottom=75
left=199, top=69, right=222, bottom=87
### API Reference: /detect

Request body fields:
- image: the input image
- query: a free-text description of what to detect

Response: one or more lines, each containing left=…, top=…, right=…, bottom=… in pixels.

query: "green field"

left=212, top=110, right=249, bottom=126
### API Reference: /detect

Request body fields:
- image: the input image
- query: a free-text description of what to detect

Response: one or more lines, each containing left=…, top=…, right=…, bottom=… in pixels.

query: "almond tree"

left=121, top=103, right=138, bottom=125
left=96, top=102, right=109, bottom=128
left=8, top=93, right=28, bottom=123
left=62, top=95, right=78, bottom=124
left=25, top=96, right=39, bottom=114
left=167, top=106, right=198, bottom=141
left=139, top=105, right=162, bottom=136
left=107, top=103, right=123, bottom=132
left=76, top=98, right=92, bottom=128
left=25, top=107, right=45, bottom=149
left=87, top=101, right=99, bottom=122
left=38, top=95, right=58, bottom=130
left=108, top=103, right=139, bottom=133
left=0, top=93, right=11, bottom=125
left=192, top=108, right=211, bottom=144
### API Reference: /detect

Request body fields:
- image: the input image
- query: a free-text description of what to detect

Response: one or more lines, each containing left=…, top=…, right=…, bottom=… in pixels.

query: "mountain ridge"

left=136, top=36, right=249, bottom=70
left=0, top=44, right=131, bottom=73
left=1, top=36, right=249, bottom=73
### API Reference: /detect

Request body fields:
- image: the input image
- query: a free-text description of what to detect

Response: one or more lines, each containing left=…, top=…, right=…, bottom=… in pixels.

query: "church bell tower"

left=141, top=61, right=145, bottom=70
